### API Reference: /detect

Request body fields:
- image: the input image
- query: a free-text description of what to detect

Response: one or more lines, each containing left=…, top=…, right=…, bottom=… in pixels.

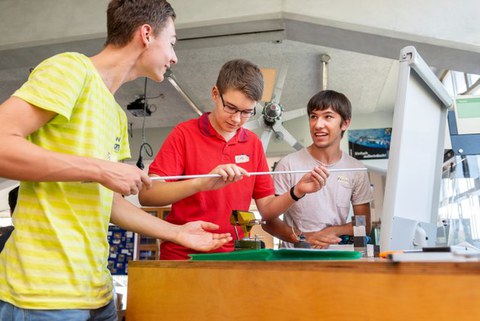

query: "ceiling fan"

left=244, top=54, right=331, bottom=152
left=162, top=54, right=331, bottom=152
left=243, top=64, right=305, bottom=152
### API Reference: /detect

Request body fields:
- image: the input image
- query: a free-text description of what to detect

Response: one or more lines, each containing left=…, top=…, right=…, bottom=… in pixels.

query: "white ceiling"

left=1, top=1, right=480, bottom=131
left=125, top=38, right=399, bottom=129
left=0, top=19, right=401, bottom=130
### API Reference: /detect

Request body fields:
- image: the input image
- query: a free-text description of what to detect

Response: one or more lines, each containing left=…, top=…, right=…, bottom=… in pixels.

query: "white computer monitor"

left=379, top=46, right=454, bottom=251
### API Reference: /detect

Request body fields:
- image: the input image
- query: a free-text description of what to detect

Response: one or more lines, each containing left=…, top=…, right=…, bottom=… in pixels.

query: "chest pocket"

left=335, top=180, right=353, bottom=208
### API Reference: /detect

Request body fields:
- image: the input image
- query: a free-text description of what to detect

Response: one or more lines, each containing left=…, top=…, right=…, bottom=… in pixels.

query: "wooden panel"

left=126, top=260, right=480, bottom=321
left=260, top=68, right=276, bottom=102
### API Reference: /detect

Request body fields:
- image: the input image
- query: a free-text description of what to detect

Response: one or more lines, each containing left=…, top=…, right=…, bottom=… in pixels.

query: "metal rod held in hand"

left=150, top=168, right=367, bottom=181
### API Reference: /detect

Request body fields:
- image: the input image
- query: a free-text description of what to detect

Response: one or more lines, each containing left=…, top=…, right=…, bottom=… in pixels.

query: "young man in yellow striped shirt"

left=0, top=1, right=232, bottom=320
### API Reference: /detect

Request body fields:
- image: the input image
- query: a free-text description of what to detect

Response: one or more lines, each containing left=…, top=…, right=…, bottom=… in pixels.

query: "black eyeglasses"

left=219, top=92, right=256, bottom=118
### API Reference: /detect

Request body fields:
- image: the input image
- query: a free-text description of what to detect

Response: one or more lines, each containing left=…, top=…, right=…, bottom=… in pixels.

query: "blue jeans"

left=0, top=299, right=118, bottom=321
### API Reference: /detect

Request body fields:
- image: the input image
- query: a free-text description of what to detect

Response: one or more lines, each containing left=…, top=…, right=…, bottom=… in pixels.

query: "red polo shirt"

left=149, top=113, right=275, bottom=260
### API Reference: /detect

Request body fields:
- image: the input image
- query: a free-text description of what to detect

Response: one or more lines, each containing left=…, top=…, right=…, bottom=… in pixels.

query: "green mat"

left=189, top=249, right=362, bottom=261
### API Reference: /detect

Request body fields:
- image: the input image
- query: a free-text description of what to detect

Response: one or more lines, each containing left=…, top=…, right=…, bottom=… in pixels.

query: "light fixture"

left=127, top=97, right=152, bottom=117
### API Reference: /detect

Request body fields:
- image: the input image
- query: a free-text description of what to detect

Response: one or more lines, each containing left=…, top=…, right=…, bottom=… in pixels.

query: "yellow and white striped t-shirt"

left=0, top=52, right=130, bottom=309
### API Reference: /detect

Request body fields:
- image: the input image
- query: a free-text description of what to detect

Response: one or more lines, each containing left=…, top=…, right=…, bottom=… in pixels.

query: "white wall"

left=172, top=0, right=480, bottom=51
left=2, top=0, right=479, bottom=52
left=0, top=0, right=108, bottom=49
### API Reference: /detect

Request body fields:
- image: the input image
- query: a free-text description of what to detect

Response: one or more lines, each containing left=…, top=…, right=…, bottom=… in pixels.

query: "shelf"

left=135, top=207, right=171, bottom=260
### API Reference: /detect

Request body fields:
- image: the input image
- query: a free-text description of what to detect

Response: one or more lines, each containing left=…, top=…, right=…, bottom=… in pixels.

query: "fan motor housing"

left=263, top=102, right=283, bottom=124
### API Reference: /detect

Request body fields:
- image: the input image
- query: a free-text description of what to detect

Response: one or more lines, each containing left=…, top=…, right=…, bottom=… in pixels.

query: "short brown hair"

left=105, top=0, right=176, bottom=47
left=307, top=90, right=351, bottom=122
left=215, top=59, right=264, bottom=101
left=307, top=90, right=352, bottom=137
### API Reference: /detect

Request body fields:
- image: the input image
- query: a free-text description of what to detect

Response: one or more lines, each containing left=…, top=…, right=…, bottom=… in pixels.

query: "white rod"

left=150, top=168, right=367, bottom=181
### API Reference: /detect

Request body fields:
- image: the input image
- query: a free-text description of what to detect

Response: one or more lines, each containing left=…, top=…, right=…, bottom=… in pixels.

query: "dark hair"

left=105, top=0, right=176, bottom=47
left=215, top=59, right=264, bottom=101
left=307, top=90, right=351, bottom=137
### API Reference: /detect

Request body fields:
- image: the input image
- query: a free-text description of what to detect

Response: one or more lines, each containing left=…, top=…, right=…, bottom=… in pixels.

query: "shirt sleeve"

left=251, top=139, right=275, bottom=199
left=13, top=53, right=87, bottom=124
left=351, top=171, right=374, bottom=205
left=149, top=125, right=186, bottom=178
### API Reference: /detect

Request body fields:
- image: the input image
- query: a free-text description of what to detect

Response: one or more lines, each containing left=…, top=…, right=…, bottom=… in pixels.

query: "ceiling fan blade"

left=260, top=129, right=274, bottom=152
left=260, top=68, right=276, bottom=102
left=273, top=123, right=304, bottom=151
left=282, top=108, right=307, bottom=122
left=243, top=117, right=263, bottom=130
left=165, top=68, right=203, bottom=116
left=270, top=64, right=288, bottom=104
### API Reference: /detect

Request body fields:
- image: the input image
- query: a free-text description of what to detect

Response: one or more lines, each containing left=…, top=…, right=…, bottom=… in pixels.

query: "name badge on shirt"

left=337, top=175, right=351, bottom=187
left=235, top=154, right=250, bottom=164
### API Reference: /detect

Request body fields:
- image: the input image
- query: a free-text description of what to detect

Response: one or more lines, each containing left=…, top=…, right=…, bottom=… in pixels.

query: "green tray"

left=189, top=249, right=362, bottom=261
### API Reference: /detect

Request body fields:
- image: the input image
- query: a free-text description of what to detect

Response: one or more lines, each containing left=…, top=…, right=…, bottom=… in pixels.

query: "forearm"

left=111, top=194, right=179, bottom=242
left=256, top=186, right=303, bottom=220
left=325, top=223, right=353, bottom=236
left=0, top=136, right=109, bottom=183
left=139, top=179, right=201, bottom=207
left=263, top=218, right=298, bottom=244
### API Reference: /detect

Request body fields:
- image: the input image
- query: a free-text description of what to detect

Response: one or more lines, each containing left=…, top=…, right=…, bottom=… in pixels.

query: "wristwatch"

left=289, top=185, right=305, bottom=202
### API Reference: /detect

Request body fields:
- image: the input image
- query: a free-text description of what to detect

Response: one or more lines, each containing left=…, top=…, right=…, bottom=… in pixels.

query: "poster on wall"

left=107, top=225, right=135, bottom=275
left=348, top=128, right=392, bottom=160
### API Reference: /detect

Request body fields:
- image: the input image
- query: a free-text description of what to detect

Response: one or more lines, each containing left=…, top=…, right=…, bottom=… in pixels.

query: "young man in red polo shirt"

left=139, top=59, right=329, bottom=260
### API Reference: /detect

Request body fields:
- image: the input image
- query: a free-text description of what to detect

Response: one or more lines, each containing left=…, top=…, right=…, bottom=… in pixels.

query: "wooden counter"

left=126, top=259, right=480, bottom=321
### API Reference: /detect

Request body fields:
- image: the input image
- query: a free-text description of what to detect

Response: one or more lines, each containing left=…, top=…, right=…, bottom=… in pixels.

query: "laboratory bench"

left=126, top=259, right=480, bottom=321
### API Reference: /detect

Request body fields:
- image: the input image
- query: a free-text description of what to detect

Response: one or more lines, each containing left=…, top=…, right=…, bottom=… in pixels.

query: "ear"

left=341, top=118, right=351, bottom=131
left=140, top=24, right=153, bottom=46
left=211, top=86, right=219, bottom=101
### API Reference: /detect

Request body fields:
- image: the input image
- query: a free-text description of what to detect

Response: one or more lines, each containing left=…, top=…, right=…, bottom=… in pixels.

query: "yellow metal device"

left=230, top=210, right=265, bottom=251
